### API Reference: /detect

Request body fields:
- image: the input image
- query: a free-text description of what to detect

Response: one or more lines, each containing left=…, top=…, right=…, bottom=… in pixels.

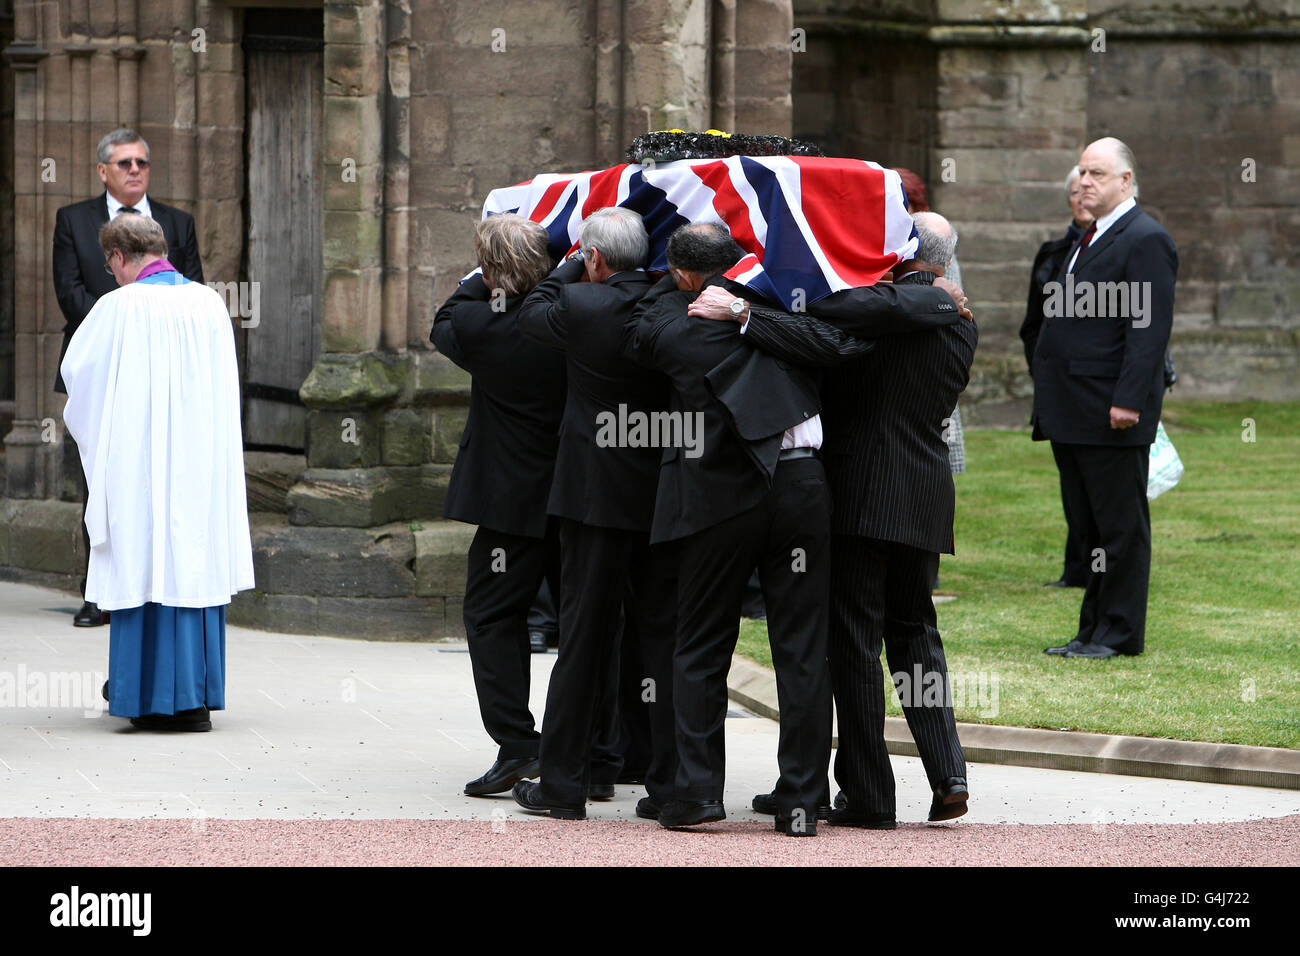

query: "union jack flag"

left=481, top=156, right=919, bottom=309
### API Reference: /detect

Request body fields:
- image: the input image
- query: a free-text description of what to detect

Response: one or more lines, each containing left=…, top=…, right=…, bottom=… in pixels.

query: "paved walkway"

left=1, top=582, right=1297, bottom=865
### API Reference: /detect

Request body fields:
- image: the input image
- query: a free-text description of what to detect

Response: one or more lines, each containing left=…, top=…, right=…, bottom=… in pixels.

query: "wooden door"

left=240, top=10, right=323, bottom=450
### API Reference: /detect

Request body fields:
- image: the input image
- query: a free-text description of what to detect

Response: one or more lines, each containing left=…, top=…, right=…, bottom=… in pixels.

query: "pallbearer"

left=61, top=214, right=254, bottom=731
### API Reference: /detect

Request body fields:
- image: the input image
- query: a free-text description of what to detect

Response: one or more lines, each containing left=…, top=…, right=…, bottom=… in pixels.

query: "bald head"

left=1078, top=136, right=1138, bottom=219
left=911, top=211, right=958, bottom=271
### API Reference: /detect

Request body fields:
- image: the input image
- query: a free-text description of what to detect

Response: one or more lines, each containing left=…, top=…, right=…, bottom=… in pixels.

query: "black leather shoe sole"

left=659, top=801, right=725, bottom=829
left=464, top=758, right=540, bottom=796
left=635, top=797, right=660, bottom=820
left=1064, top=644, right=1120, bottom=659
left=826, top=808, right=897, bottom=830
left=73, top=603, right=108, bottom=627
left=129, top=707, right=211, bottom=732
left=512, top=782, right=586, bottom=820
left=1044, top=640, right=1085, bottom=655
left=928, top=792, right=969, bottom=822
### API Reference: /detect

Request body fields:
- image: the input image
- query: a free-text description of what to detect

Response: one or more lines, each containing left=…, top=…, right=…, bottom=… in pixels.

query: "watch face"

left=730, top=298, right=745, bottom=314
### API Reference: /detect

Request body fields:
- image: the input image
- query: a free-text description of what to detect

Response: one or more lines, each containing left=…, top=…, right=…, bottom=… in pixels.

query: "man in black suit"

left=509, top=207, right=678, bottom=821
left=52, top=128, right=204, bottom=628
left=1035, top=137, right=1178, bottom=659
left=431, top=213, right=570, bottom=795
left=1021, top=168, right=1094, bottom=589
left=624, top=222, right=833, bottom=835
left=691, top=211, right=976, bottom=827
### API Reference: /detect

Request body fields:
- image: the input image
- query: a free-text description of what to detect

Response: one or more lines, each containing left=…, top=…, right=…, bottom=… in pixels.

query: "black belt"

left=778, top=446, right=820, bottom=461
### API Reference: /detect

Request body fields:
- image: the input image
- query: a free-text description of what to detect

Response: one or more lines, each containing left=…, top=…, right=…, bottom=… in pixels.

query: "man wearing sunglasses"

left=52, top=127, right=205, bottom=628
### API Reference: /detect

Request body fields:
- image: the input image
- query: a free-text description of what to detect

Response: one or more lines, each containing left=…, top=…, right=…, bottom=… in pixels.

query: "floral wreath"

left=625, top=129, right=825, bottom=164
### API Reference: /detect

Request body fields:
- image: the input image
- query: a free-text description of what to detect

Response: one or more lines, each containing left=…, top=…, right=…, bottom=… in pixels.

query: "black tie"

left=119, top=206, right=138, bottom=215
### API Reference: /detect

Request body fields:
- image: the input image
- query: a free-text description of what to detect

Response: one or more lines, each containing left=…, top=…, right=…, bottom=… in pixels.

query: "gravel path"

left=3, top=814, right=1297, bottom=867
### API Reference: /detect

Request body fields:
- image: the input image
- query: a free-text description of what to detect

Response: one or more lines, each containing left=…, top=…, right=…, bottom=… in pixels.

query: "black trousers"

left=1051, top=441, right=1090, bottom=586
left=539, top=521, right=678, bottom=806
left=1052, top=441, right=1151, bottom=654
left=673, top=456, right=832, bottom=813
left=829, top=536, right=966, bottom=817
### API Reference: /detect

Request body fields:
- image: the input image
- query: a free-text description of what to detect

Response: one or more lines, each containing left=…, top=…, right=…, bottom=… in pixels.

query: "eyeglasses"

left=109, top=158, right=150, bottom=171
left=103, top=252, right=118, bottom=274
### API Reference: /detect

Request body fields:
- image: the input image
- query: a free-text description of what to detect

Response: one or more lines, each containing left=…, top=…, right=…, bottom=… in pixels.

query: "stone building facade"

left=0, top=0, right=1295, bottom=637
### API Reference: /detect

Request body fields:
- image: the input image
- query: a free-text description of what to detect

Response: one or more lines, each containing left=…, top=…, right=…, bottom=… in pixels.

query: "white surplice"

left=61, top=274, right=255, bottom=611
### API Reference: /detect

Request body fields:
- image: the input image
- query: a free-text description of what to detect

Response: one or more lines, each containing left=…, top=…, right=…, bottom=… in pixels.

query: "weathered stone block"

left=316, top=595, right=445, bottom=640
left=432, top=407, right=469, bottom=464
left=245, top=451, right=306, bottom=514
left=412, top=520, right=476, bottom=598
left=249, top=516, right=416, bottom=598
left=410, top=351, right=471, bottom=404
left=382, top=407, right=434, bottom=465
left=0, top=498, right=82, bottom=575
left=307, top=409, right=382, bottom=469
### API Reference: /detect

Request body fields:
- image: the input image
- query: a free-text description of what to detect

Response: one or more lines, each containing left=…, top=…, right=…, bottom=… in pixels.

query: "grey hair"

left=912, top=211, right=957, bottom=269
left=579, top=207, right=649, bottom=272
left=1066, top=167, right=1081, bottom=194
left=97, top=128, right=150, bottom=164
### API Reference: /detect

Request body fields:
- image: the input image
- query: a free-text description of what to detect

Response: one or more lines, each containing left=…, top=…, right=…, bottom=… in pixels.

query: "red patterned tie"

left=1070, top=222, right=1097, bottom=273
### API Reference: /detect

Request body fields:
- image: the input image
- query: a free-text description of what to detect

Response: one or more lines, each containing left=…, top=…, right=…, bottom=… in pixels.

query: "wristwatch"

left=729, top=297, right=747, bottom=319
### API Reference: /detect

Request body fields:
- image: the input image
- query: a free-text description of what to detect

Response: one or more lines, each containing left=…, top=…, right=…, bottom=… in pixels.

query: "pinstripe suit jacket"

left=742, top=273, right=978, bottom=553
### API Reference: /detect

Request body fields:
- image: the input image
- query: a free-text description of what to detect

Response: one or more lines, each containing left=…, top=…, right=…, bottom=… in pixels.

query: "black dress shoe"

left=658, top=799, right=725, bottom=829
left=751, top=791, right=831, bottom=820
left=1044, top=639, right=1086, bottom=656
left=1064, top=643, right=1119, bottom=659
left=587, top=783, right=615, bottom=801
left=834, top=790, right=847, bottom=810
left=101, top=681, right=109, bottom=702
left=928, top=777, right=969, bottom=822
left=464, top=757, right=540, bottom=796
left=74, top=602, right=108, bottom=627
left=774, top=811, right=818, bottom=836
left=826, top=806, right=897, bottom=830
left=130, top=706, right=211, bottom=732
left=635, top=796, right=661, bottom=820
left=528, top=629, right=548, bottom=654
left=511, top=781, right=585, bottom=819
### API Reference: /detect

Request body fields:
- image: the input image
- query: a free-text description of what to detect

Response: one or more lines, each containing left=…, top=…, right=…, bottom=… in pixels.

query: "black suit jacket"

left=742, top=272, right=979, bottom=553
left=51, top=193, right=204, bottom=392
left=1018, top=223, right=1082, bottom=372
left=626, top=274, right=821, bottom=545
left=432, top=273, right=566, bottom=538
left=1030, top=204, right=1178, bottom=447
left=517, top=259, right=663, bottom=532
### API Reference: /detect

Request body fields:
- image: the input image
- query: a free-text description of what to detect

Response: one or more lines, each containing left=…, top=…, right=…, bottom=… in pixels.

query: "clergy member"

left=61, top=214, right=253, bottom=732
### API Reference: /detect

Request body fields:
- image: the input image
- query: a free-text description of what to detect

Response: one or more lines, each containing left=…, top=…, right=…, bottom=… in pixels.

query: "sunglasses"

left=109, top=158, right=150, bottom=171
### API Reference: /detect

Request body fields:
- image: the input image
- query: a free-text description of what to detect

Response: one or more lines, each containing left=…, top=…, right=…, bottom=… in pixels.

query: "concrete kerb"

left=726, top=654, right=1300, bottom=791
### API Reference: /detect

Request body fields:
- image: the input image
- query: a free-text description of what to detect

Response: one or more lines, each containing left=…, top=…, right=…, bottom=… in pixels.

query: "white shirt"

left=1067, top=195, right=1135, bottom=273
left=106, top=192, right=152, bottom=220
left=738, top=310, right=823, bottom=450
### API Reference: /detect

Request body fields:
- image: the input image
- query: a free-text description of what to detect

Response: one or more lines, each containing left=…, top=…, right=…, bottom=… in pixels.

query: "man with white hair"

left=1035, top=137, right=1178, bottom=659
left=61, top=213, right=252, bottom=731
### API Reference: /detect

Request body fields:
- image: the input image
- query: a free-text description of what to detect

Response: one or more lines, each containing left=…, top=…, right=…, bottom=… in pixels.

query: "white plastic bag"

left=1148, top=421, right=1184, bottom=500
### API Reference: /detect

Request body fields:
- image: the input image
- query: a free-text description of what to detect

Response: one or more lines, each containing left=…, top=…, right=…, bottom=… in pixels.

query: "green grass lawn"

left=736, top=400, right=1300, bottom=749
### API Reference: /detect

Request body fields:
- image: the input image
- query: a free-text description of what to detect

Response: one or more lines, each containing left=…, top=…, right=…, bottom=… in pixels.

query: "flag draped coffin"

left=481, top=156, right=919, bottom=309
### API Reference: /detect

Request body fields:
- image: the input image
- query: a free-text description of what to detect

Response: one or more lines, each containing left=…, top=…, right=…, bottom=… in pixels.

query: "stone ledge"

left=727, top=654, right=1300, bottom=789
